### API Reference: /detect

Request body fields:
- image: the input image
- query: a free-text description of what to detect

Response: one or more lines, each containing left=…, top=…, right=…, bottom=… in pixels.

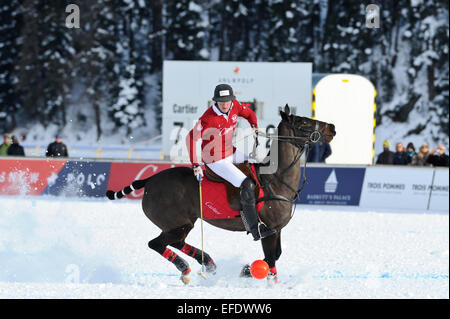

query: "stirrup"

left=258, top=223, right=276, bottom=239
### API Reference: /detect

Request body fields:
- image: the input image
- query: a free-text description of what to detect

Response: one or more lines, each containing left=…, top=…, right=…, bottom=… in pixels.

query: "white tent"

left=314, top=74, right=376, bottom=165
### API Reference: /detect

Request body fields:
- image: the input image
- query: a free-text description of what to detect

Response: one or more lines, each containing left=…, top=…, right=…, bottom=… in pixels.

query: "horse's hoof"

left=205, top=260, right=217, bottom=274
left=239, top=264, right=252, bottom=278
left=180, top=272, right=191, bottom=285
left=267, top=272, right=279, bottom=285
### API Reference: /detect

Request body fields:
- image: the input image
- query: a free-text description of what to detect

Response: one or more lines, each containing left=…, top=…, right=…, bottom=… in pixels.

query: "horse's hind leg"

left=171, top=240, right=217, bottom=274
left=148, top=226, right=193, bottom=284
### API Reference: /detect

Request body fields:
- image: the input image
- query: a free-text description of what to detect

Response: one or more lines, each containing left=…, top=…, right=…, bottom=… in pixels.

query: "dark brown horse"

left=106, top=105, right=336, bottom=284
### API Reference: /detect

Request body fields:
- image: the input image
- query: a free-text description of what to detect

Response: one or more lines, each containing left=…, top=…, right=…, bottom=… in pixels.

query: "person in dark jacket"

left=411, top=144, right=432, bottom=166
left=427, top=144, right=449, bottom=167
left=393, top=142, right=408, bottom=165
left=46, top=133, right=69, bottom=157
left=405, top=142, right=416, bottom=165
left=7, top=135, right=25, bottom=156
left=307, top=141, right=332, bottom=163
left=376, top=140, right=394, bottom=165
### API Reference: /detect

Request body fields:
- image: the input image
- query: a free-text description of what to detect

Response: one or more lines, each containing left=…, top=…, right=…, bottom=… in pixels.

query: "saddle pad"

left=201, top=165, right=264, bottom=220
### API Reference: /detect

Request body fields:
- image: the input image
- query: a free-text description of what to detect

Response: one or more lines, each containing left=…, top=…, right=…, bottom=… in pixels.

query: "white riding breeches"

left=206, top=149, right=249, bottom=187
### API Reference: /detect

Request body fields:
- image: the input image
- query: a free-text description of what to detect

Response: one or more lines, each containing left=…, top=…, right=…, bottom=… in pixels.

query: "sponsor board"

left=1, top=159, right=447, bottom=213
left=0, top=159, right=67, bottom=196
left=107, top=162, right=185, bottom=199
left=359, top=166, right=435, bottom=211
left=162, top=61, right=312, bottom=158
left=428, top=168, right=449, bottom=212
left=42, top=161, right=111, bottom=198
left=0, top=159, right=187, bottom=199
left=297, top=167, right=365, bottom=206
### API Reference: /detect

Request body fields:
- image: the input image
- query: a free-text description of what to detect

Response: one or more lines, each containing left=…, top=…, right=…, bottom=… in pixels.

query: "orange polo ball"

left=250, top=260, right=270, bottom=279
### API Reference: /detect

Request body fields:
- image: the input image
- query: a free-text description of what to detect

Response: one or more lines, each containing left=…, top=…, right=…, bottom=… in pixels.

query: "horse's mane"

left=254, top=120, right=285, bottom=168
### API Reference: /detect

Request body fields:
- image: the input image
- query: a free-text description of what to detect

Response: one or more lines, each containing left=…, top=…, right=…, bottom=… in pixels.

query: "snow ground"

left=0, top=196, right=448, bottom=299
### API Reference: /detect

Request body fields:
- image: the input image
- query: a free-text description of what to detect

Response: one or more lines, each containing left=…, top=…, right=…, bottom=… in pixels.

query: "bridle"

left=256, top=118, right=332, bottom=207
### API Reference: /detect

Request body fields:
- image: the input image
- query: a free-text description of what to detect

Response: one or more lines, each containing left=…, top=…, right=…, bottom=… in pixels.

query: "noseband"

left=280, top=119, right=332, bottom=147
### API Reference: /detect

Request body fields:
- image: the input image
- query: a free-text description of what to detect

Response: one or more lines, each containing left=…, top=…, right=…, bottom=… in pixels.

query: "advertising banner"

left=0, top=159, right=67, bottom=196
left=162, top=61, right=312, bottom=159
left=42, top=161, right=111, bottom=198
left=359, top=166, right=435, bottom=211
left=107, top=162, right=186, bottom=199
left=1, top=159, right=447, bottom=213
left=297, top=167, right=366, bottom=206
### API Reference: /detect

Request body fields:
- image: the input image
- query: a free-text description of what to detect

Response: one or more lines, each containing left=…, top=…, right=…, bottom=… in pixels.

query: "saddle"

left=204, top=163, right=261, bottom=211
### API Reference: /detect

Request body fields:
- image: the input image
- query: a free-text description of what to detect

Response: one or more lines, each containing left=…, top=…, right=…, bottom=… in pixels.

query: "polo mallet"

left=197, top=170, right=208, bottom=280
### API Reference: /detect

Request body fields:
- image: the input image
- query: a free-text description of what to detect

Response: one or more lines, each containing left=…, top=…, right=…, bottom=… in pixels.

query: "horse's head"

left=279, top=104, right=336, bottom=146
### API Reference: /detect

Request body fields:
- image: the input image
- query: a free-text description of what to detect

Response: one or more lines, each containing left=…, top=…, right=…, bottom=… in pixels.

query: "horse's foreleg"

left=171, top=241, right=217, bottom=274
left=275, top=231, right=282, bottom=261
left=261, top=231, right=281, bottom=282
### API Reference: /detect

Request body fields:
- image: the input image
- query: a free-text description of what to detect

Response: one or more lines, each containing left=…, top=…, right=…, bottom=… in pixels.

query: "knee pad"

left=240, top=177, right=255, bottom=191
left=240, top=177, right=256, bottom=203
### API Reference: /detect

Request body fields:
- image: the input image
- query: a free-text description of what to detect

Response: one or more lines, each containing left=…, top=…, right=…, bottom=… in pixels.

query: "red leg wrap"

left=269, top=266, right=277, bottom=276
left=181, top=243, right=192, bottom=255
left=162, top=248, right=174, bottom=260
left=181, top=243, right=198, bottom=258
left=182, top=268, right=191, bottom=275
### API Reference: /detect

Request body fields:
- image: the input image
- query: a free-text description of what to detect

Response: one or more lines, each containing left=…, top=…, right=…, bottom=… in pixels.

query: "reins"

left=255, top=120, right=329, bottom=206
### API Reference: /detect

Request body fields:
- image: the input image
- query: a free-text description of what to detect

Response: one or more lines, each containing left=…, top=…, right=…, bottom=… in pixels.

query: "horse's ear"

left=284, top=104, right=290, bottom=116
left=280, top=109, right=289, bottom=121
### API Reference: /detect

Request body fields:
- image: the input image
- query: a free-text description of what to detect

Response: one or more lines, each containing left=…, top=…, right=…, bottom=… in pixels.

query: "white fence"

left=22, top=144, right=163, bottom=160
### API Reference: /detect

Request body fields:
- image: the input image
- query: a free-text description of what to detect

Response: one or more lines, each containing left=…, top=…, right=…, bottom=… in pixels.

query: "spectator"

left=7, top=135, right=25, bottom=156
left=307, top=141, right=332, bottom=163
left=0, top=134, right=11, bottom=156
left=405, top=142, right=416, bottom=165
left=376, top=140, right=394, bottom=165
left=427, top=144, right=449, bottom=167
left=393, top=142, right=408, bottom=165
left=411, top=144, right=431, bottom=166
left=46, top=133, right=69, bottom=157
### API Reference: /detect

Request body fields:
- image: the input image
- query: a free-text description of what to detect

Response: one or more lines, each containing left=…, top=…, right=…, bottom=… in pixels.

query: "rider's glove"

left=193, top=165, right=203, bottom=182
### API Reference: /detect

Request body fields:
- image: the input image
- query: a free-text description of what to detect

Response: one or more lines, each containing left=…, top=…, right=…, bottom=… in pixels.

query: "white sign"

left=428, top=168, right=449, bottom=212
left=359, top=166, right=435, bottom=211
left=314, top=74, right=376, bottom=165
left=162, top=61, right=312, bottom=160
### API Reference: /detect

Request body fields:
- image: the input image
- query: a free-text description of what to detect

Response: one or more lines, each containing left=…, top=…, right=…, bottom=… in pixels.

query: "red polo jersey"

left=186, top=100, right=257, bottom=165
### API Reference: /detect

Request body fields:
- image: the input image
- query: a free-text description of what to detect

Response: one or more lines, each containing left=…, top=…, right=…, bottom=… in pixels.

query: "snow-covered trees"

left=0, top=0, right=447, bottom=144
left=76, top=0, right=120, bottom=140
left=165, top=0, right=205, bottom=60
left=0, top=0, right=22, bottom=131
left=15, top=0, right=75, bottom=129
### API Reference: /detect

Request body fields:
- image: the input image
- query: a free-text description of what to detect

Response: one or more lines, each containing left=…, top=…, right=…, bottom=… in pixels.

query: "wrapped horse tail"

left=106, top=179, right=147, bottom=200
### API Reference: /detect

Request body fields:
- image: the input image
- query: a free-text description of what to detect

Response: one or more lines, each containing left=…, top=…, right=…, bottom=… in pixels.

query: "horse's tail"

left=105, top=179, right=147, bottom=200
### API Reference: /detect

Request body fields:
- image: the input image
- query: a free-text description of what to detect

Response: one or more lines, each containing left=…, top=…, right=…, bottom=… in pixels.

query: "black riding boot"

left=240, top=177, right=276, bottom=241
